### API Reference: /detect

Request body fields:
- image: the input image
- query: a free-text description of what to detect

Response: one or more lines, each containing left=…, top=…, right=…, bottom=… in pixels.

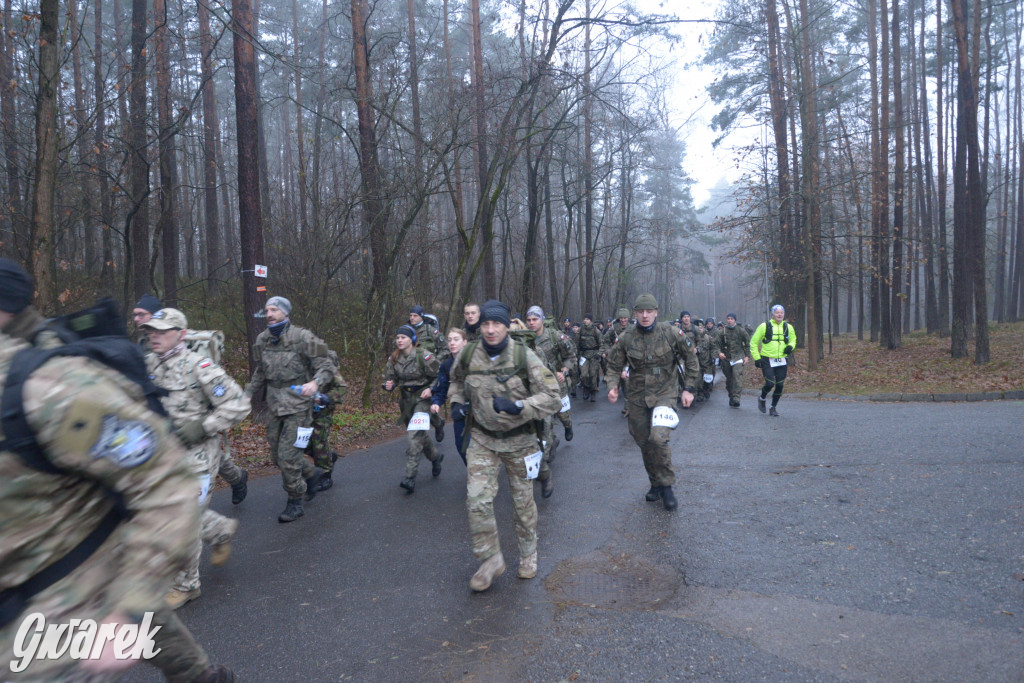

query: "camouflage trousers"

left=538, top=417, right=557, bottom=481
left=400, top=394, right=441, bottom=478
left=579, top=353, right=601, bottom=392
left=217, top=435, right=246, bottom=486
left=626, top=401, right=676, bottom=487
left=308, top=403, right=338, bottom=471
left=172, top=503, right=237, bottom=593
left=721, top=359, right=745, bottom=401
left=554, top=378, right=573, bottom=430
left=266, top=411, right=315, bottom=498
left=466, top=439, right=538, bottom=561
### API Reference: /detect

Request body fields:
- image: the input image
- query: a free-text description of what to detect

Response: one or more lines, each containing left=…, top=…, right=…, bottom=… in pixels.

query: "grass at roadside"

left=744, top=321, right=1024, bottom=395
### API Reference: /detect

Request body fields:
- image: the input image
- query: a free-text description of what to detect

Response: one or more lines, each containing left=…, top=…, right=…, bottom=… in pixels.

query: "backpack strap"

left=459, top=339, right=529, bottom=389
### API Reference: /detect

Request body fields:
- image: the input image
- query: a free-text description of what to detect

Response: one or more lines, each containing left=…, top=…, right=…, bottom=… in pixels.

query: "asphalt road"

left=125, top=384, right=1024, bottom=682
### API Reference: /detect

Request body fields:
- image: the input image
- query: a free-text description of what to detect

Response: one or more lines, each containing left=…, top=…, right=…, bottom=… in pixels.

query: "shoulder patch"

left=199, top=360, right=212, bottom=368
left=212, top=384, right=226, bottom=397
left=424, top=354, right=432, bottom=360
left=90, top=415, right=157, bottom=468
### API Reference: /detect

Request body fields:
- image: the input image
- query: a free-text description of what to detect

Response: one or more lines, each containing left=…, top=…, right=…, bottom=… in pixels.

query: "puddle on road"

left=544, top=551, right=683, bottom=610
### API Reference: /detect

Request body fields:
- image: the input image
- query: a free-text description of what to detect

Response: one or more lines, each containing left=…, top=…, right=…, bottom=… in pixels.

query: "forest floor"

left=743, top=320, right=1024, bottom=396
left=224, top=321, right=1024, bottom=479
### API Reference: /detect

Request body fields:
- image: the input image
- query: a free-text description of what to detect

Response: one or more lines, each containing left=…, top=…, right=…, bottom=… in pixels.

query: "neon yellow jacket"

left=750, top=319, right=797, bottom=360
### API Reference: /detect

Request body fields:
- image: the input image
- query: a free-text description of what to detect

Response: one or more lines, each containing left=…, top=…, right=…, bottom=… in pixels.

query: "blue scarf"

left=269, top=318, right=290, bottom=338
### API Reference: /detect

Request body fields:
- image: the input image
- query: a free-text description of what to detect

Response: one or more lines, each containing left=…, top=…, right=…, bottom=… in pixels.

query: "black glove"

left=174, top=419, right=207, bottom=447
left=450, top=403, right=467, bottom=421
left=754, top=358, right=764, bottom=369
left=784, top=345, right=794, bottom=356
left=492, top=395, right=523, bottom=415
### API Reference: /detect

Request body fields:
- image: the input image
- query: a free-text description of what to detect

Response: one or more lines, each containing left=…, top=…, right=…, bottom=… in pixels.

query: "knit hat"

left=142, top=307, right=189, bottom=331
left=0, top=258, right=33, bottom=314
left=409, top=305, right=425, bottom=316
left=726, top=312, right=737, bottom=321
left=396, top=324, right=418, bottom=344
left=135, top=293, right=162, bottom=315
left=267, top=296, right=292, bottom=315
left=583, top=313, right=593, bottom=321
left=633, top=293, right=658, bottom=310
left=479, top=299, right=511, bottom=327
left=616, top=307, right=630, bottom=319
left=526, top=305, right=544, bottom=319
left=680, top=310, right=690, bottom=318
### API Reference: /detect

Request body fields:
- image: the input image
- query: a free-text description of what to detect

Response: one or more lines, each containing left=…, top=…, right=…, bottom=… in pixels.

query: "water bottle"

left=313, top=392, right=330, bottom=412
left=290, top=385, right=303, bottom=394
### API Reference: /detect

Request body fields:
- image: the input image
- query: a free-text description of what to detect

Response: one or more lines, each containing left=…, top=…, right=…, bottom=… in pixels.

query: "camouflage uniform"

left=412, top=321, right=450, bottom=363
left=605, top=322, right=700, bottom=489
left=712, top=323, right=751, bottom=404
left=678, top=322, right=706, bottom=399
left=384, top=348, right=441, bottom=479
left=449, top=340, right=561, bottom=564
left=0, top=333, right=214, bottom=683
left=147, top=344, right=250, bottom=595
left=531, top=327, right=577, bottom=482
left=576, top=323, right=603, bottom=398
left=246, top=323, right=334, bottom=499
left=698, top=323, right=717, bottom=398
left=308, top=350, right=348, bottom=472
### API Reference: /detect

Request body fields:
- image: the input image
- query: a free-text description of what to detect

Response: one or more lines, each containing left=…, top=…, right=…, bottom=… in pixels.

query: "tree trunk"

left=155, top=0, right=179, bottom=306
left=94, top=0, right=114, bottom=281
left=291, top=0, right=308, bottom=236
left=469, top=0, right=496, bottom=295
left=797, top=0, right=820, bottom=368
left=936, top=0, right=951, bottom=334
left=232, top=0, right=267, bottom=372
left=30, top=0, right=59, bottom=309
left=198, top=0, right=221, bottom=295
left=1, top=0, right=24, bottom=259
left=888, top=0, right=904, bottom=348
left=126, top=0, right=151, bottom=302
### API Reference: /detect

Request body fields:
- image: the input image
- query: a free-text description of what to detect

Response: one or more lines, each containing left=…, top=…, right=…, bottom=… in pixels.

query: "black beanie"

left=479, top=299, right=511, bottom=327
left=680, top=310, right=690, bottom=318
left=396, top=324, right=418, bottom=344
left=0, top=258, right=33, bottom=314
left=135, top=293, right=163, bottom=314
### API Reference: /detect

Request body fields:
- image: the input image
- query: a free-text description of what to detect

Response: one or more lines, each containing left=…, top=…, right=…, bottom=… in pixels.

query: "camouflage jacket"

left=384, top=348, right=439, bottom=423
left=604, top=322, right=700, bottom=408
left=449, top=340, right=562, bottom=453
left=533, top=328, right=577, bottom=375
left=601, top=321, right=631, bottom=355
left=712, top=324, right=751, bottom=363
left=147, top=346, right=251, bottom=474
left=246, top=323, right=334, bottom=417
left=576, top=324, right=603, bottom=356
left=412, top=322, right=450, bottom=362
left=0, top=333, right=199, bottom=669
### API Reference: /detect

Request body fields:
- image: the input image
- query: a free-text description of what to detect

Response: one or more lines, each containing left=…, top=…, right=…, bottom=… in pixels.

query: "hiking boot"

left=645, top=485, right=662, bottom=502
left=314, top=470, right=334, bottom=492
left=278, top=498, right=304, bottom=523
left=400, top=476, right=416, bottom=493
left=769, top=406, right=779, bottom=417
left=564, top=425, right=573, bottom=442
left=231, top=469, right=248, bottom=505
left=581, top=388, right=590, bottom=401
left=541, top=475, right=554, bottom=499
left=165, top=587, right=201, bottom=610
left=470, top=553, right=506, bottom=592
left=758, top=397, right=767, bottom=413
left=304, top=471, right=322, bottom=501
left=432, top=453, right=444, bottom=477
left=210, top=519, right=239, bottom=567
left=729, top=398, right=740, bottom=408
left=191, top=664, right=235, bottom=683
left=518, top=552, right=538, bottom=579
left=694, top=393, right=704, bottom=403
left=661, top=486, right=678, bottom=511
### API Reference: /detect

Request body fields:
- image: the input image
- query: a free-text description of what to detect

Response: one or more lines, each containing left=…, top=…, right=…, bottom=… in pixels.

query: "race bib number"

left=197, top=474, right=212, bottom=505
left=677, top=363, right=685, bottom=374
left=407, top=411, right=431, bottom=431
left=769, top=357, right=787, bottom=367
left=293, top=426, right=313, bottom=448
left=524, top=450, right=543, bottom=480
left=702, top=373, right=714, bottom=384
left=578, top=357, right=586, bottom=366
left=560, top=395, right=571, bottom=413
left=651, top=406, right=679, bottom=429
left=623, top=366, right=630, bottom=377
left=730, top=358, right=744, bottom=366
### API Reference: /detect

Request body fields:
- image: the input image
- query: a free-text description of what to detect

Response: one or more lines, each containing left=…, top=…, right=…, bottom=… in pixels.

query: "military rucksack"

left=185, top=329, right=225, bottom=365
left=458, top=338, right=531, bottom=390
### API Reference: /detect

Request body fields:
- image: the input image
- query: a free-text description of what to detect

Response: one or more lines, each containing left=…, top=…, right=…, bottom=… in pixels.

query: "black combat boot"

left=564, top=425, right=573, bottom=441
left=278, top=498, right=304, bottom=523
left=661, top=486, right=678, bottom=511
left=315, top=470, right=333, bottom=491
left=435, top=419, right=445, bottom=443
left=231, top=469, right=248, bottom=505
left=304, top=471, right=323, bottom=501
left=645, top=485, right=662, bottom=502
left=432, top=453, right=444, bottom=477
left=758, top=397, right=767, bottom=413
left=191, top=664, right=235, bottom=682
left=400, top=476, right=416, bottom=493
left=541, top=475, right=554, bottom=498
left=769, top=406, right=779, bottom=417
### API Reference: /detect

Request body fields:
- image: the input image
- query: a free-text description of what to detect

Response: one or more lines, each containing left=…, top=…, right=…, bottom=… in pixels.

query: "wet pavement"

left=125, top=387, right=1024, bottom=682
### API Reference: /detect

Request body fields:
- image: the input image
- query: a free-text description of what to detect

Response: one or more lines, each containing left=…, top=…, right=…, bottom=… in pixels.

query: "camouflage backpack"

left=184, top=329, right=225, bottom=365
